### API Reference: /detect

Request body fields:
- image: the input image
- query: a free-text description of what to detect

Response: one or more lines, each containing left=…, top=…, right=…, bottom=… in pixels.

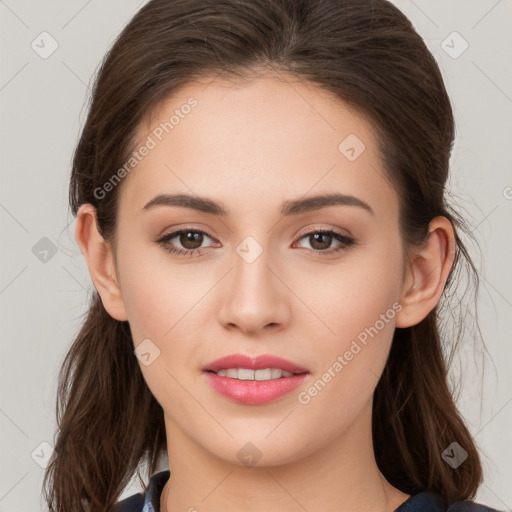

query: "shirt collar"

left=141, top=470, right=170, bottom=512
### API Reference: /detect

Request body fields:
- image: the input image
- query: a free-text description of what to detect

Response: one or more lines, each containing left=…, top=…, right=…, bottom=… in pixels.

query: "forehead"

left=118, top=74, right=397, bottom=221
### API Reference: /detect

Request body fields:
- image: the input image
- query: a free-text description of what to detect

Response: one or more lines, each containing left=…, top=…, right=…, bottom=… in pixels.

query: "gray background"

left=1, top=0, right=511, bottom=510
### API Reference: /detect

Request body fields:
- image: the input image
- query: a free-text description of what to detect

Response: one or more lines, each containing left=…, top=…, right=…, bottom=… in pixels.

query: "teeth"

left=215, top=368, right=294, bottom=380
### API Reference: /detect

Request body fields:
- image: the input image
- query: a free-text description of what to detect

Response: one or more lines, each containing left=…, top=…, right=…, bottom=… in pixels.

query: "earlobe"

left=395, top=217, right=456, bottom=328
left=74, top=204, right=129, bottom=322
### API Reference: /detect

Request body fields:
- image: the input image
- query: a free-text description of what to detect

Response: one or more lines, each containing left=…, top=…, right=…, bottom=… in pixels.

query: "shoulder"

left=113, top=470, right=170, bottom=512
left=396, top=492, right=504, bottom=512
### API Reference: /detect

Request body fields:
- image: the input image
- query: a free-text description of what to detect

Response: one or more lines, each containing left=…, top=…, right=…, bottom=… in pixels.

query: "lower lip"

left=203, top=371, right=309, bottom=405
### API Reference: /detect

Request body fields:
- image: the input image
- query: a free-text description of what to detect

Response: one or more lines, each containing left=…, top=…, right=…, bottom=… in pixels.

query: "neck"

left=160, top=400, right=410, bottom=512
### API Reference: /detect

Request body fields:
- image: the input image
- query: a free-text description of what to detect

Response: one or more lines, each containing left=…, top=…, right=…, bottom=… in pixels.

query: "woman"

left=43, top=0, right=501, bottom=511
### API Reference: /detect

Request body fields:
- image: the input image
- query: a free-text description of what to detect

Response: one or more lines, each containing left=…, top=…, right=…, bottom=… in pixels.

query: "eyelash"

left=156, top=227, right=356, bottom=258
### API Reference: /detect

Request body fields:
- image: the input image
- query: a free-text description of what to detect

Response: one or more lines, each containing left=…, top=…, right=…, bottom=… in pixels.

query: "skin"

left=75, top=73, right=455, bottom=512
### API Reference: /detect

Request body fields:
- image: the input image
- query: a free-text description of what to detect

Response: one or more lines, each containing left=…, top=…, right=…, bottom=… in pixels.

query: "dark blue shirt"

left=113, top=470, right=502, bottom=512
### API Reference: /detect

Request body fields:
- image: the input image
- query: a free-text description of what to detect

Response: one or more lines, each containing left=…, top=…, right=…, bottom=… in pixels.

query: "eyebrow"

left=141, top=192, right=374, bottom=217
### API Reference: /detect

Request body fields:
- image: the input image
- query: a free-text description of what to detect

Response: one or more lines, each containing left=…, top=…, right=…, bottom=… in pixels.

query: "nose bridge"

left=218, top=233, right=288, bottom=332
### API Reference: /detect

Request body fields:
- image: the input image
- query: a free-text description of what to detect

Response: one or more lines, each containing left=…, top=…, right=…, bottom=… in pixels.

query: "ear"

left=395, top=216, right=456, bottom=328
left=74, top=204, right=128, bottom=322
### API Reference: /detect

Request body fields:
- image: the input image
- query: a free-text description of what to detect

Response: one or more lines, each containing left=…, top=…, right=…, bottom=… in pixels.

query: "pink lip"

left=202, top=353, right=309, bottom=374
left=202, top=354, right=309, bottom=405
left=203, top=372, right=308, bottom=405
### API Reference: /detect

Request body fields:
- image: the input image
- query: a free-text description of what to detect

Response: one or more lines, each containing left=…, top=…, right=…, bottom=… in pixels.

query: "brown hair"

left=43, top=0, right=484, bottom=510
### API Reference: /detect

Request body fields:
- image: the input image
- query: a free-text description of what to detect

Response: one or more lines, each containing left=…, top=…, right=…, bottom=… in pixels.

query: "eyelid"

left=158, top=223, right=352, bottom=240
left=296, top=224, right=353, bottom=239
left=156, top=226, right=219, bottom=246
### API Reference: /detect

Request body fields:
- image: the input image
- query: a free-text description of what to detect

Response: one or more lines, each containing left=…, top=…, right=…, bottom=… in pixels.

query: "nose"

left=217, top=242, right=291, bottom=334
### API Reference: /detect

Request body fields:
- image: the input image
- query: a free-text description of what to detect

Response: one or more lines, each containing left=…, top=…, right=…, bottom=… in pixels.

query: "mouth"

left=202, top=353, right=310, bottom=405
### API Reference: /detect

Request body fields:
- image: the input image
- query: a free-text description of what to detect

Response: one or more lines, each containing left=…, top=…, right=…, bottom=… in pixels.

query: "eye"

left=156, top=228, right=218, bottom=257
left=294, top=229, right=355, bottom=255
left=156, top=227, right=355, bottom=257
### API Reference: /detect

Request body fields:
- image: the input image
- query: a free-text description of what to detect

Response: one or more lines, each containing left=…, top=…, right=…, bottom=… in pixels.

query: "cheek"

left=116, top=247, right=208, bottom=413
left=117, top=244, right=208, bottom=342
left=298, top=244, right=403, bottom=342
left=294, top=242, right=402, bottom=402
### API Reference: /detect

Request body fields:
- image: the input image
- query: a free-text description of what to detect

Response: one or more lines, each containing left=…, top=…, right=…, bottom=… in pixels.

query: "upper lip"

left=202, top=354, right=309, bottom=374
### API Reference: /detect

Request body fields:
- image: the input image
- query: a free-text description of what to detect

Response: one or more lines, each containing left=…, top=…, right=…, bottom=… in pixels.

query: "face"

left=110, top=74, right=407, bottom=466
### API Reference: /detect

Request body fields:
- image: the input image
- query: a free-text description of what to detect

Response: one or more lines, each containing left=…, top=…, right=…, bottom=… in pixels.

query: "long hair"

left=43, top=0, right=484, bottom=510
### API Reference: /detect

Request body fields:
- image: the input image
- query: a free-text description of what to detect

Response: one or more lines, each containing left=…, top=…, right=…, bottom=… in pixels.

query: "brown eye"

left=157, top=228, right=216, bottom=257
left=178, top=231, right=204, bottom=250
left=295, top=229, right=355, bottom=254
left=308, top=232, right=333, bottom=250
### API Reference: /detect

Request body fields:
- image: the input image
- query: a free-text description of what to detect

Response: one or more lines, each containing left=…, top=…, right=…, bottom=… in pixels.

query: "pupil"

left=311, top=233, right=331, bottom=250
left=181, top=231, right=202, bottom=249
